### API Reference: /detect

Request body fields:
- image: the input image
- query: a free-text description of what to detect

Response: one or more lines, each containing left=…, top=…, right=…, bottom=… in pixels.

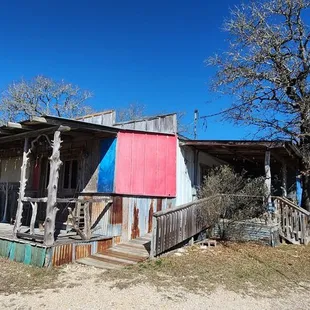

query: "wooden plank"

left=1, top=182, right=9, bottom=223
left=264, top=150, right=272, bottom=206
left=84, top=202, right=91, bottom=240
left=29, top=202, right=38, bottom=235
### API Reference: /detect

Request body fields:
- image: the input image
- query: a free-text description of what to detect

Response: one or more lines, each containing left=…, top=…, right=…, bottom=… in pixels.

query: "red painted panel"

left=143, top=136, right=157, bottom=194
left=115, top=132, right=132, bottom=193
left=166, top=136, right=177, bottom=196
left=115, top=132, right=177, bottom=197
left=131, top=133, right=145, bottom=194
left=156, top=135, right=167, bottom=195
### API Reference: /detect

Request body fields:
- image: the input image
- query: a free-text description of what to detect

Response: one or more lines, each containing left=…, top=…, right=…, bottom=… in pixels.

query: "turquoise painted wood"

left=0, top=239, right=47, bottom=267
left=0, top=240, right=10, bottom=257
left=24, top=244, right=32, bottom=265
left=98, top=138, right=117, bottom=192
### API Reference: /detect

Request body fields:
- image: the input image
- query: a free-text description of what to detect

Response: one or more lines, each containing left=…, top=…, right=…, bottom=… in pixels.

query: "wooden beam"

left=0, top=126, right=58, bottom=144
left=13, top=138, right=30, bottom=237
left=30, top=116, right=47, bottom=123
left=44, top=130, right=62, bottom=246
left=6, top=122, right=32, bottom=130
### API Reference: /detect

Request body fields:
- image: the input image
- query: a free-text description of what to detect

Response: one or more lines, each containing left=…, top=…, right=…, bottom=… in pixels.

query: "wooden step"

left=111, top=245, right=149, bottom=257
left=103, top=249, right=146, bottom=262
left=92, top=253, right=136, bottom=265
left=76, top=257, right=122, bottom=270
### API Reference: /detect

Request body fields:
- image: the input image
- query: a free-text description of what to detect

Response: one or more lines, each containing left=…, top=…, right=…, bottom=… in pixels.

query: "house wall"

left=115, top=132, right=177, bottom=197
left=0, top=157, right=22, bottom=182
left=176, top=144, right=224, bottom=206
left=80, top=194, right=175, bottom=241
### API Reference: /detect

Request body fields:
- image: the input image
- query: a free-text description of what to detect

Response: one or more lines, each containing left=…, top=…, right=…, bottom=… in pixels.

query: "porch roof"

left=0, top=115, right=120, bottom=144
left=180, top=139, right=300, bottom=167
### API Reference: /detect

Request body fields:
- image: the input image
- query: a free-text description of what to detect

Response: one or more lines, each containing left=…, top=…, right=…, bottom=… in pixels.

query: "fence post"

left=150, top=216, right=157, bottom=259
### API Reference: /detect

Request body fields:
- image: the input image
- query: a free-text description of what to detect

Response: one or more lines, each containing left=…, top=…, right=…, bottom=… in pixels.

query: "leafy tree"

left=0, top=75, right=92, bottom=123
left=207, top=0, right=310, bottom=209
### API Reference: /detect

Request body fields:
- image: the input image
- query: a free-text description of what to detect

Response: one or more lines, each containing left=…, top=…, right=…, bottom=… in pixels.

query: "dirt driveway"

left=1, top=242, right=310, bottom=309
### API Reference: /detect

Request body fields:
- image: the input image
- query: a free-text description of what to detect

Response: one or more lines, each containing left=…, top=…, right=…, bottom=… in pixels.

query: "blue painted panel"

left=98, top=138, right=117, bottom=192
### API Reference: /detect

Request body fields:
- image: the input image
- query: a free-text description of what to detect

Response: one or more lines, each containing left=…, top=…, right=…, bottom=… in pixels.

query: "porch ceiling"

left=181, top=140, right=300, bottom=167
left=0, top=115, right=119, bottom=144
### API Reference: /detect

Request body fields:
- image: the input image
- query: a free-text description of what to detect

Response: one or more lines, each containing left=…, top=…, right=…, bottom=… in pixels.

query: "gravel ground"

left=0, top=264, right=310, bottom=310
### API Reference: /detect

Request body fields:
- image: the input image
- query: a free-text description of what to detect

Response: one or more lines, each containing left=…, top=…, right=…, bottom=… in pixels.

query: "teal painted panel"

left=24, top=244, right=32, bottom=265
left=9, top=242, right=16, bottom=261
left=0, top=240, right=10, bottom=258
left=31, top=247, right=46, bottom=267
left=15, top=243, right=25, bottom=263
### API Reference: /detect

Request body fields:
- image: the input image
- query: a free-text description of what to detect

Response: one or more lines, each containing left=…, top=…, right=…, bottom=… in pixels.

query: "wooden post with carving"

left=44, top=131, right=62, bottom=246
left=84, top=202, right=91, bottom=240
left=13, top=138, right=30, bottom=237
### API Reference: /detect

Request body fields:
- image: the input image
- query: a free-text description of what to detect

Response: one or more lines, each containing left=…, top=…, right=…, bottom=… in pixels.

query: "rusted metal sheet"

left=122, top=196, right=175, bottom=240
left=157, top=199, right=162, bottom=212
left=111, top=197, right=122, bottom=224
left=115, top=132, right=177, bottom=197
left=97, top=238, right=113, bottom=254
left=148, top=200, right=154, bottom=233
left=75, top=244, right=91, bottom=260
left=131, top=204, right=140, bottom=239
left=52, top=244, right=73, bottom=266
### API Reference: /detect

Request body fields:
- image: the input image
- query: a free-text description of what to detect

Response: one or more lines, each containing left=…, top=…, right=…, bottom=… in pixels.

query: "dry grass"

left=2, top=242, right=310, bottom=297
left=101, top=242, right=310, bottom=296
left=0, top=258, right=59, bottom=295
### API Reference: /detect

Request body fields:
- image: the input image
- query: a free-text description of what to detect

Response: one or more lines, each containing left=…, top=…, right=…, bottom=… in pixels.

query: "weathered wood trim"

left=84, top=202, right=91, bottom=240
left=1, top=182, right=9, bottom=223
left=0, top=126, right=59, bottom=144
left=29, top=202, right=38, bottom=235
left=264, top=150, right=272, bottom=204
left=44, top=131, right=63, bottom=246
left=150, top=216, right=157, bottom=258
left=282, top=163, right=287, bottom=197
left=13, top=138, right=30, bottom=237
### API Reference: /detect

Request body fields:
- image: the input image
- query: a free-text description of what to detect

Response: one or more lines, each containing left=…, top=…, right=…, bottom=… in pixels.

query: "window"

left=63, top=160, right=78, bottom=189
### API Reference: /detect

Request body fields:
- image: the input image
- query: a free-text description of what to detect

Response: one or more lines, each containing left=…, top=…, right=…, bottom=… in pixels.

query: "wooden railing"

left=273, top=196, right=310, bottom=245
left=150, top=195, right=222, bottom=257
left=150, top=195, right=310, bottom=257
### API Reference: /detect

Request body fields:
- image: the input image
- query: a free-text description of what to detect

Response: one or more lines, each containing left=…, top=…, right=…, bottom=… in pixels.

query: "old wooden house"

left=0, top=111, right=305, bottom=267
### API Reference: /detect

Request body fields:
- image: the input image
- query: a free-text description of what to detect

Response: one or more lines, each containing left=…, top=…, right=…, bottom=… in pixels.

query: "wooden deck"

left=76, top=234, right=151, bottom=269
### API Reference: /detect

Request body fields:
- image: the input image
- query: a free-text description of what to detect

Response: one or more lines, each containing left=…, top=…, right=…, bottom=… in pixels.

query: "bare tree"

left=116, top=102, right=146, bottom=122
left=207, top=0, right=310, bottom=209
left=0, top=75, right=93, bottom=123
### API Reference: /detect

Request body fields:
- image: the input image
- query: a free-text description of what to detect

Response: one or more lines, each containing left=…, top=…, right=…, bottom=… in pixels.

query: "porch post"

left=282, top=163, right=287, bottom=197
left=13, top=137, right=30, bottom=237
left=44, top=130, right=62, bottom=246
left=264, top=149, right=272, bottom=208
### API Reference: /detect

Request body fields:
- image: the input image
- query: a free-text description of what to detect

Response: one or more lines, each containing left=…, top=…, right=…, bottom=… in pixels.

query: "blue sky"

left=0, top=0, right=250, bottom=139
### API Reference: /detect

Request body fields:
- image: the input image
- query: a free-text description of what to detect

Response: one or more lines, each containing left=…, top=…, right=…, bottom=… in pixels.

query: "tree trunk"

left=301, top=161, right=310, bottom=211
left=300, top=121, right=310, bottom=211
